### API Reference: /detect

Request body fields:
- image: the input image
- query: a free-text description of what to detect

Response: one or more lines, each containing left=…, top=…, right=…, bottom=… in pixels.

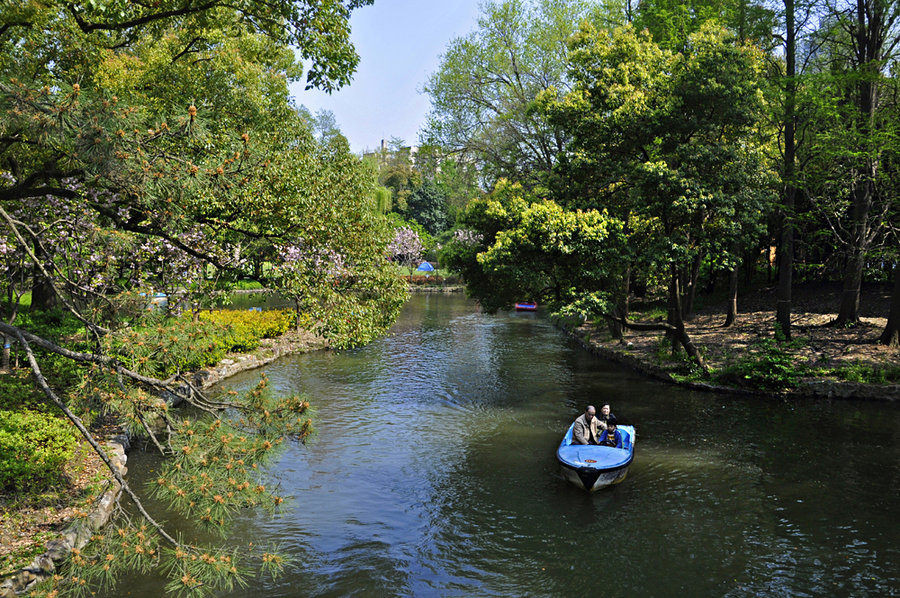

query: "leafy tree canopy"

left=0, top=0, right=411, bottom=594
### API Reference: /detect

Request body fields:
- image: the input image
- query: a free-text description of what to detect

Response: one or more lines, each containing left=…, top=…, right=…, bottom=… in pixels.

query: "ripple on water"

left=104, top=295, right=900, bottom=598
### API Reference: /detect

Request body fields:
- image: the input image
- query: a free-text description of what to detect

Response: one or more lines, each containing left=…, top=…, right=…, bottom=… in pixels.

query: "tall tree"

left=542, top=23, right=776, bottom=366
left=816, top=0, right=900, bottom=325
left=422, top=0, right=593, bottom=189
left=772, top=0, right=821, bottom=338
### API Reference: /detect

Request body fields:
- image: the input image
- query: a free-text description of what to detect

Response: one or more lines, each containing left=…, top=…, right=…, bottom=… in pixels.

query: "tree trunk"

left=834, top=1, right=884, bottom=326
left=723, top=266, right=738, bottom=328
left=668, top=265, right=706, bottom=369
left=834, top=171, right=874, bottom=326
left=30, top=244, right=57, bottom=311
left=682, top=251, right=702, bottom=320
left=776, top=0, right=797, bottom=340
left=879, top=262, right=900, bottom=346
left=744, top=248, right=755, bottom=286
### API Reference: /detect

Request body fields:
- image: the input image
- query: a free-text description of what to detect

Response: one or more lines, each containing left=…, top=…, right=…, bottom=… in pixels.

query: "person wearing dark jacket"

left=597, top=403, right=615, bottom=431
left=598, top=416, right=624, bottom=448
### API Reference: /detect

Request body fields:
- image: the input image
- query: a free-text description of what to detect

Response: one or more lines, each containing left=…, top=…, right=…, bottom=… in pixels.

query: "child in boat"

left=598, top=417, right=624, bottom=448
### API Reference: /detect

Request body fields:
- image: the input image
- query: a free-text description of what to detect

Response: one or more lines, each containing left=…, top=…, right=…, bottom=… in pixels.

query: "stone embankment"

left=408, top=285, right=465, bottom=293
left=0, top=329, right=328, bottom=596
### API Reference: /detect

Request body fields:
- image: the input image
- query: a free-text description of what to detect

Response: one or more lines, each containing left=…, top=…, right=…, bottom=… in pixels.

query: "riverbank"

left=558, top=283, right=900, bottom=400
left=0, top=327, right=328, bottom=593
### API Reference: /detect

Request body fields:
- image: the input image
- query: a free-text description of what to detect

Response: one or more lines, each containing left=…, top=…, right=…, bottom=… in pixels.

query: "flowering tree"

left=388, top=226, right=425, bottom=276
left=0, top=0, right=415, bottom=594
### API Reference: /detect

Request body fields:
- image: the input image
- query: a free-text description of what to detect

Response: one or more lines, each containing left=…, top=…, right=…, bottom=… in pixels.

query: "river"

left=109, top=293, right=900, bottom=597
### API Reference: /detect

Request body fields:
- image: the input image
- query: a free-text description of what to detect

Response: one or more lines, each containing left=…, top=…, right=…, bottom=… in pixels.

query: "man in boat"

left=572, top=405, right=602, bottom=445
left=598, top=417, right=624, bottom=449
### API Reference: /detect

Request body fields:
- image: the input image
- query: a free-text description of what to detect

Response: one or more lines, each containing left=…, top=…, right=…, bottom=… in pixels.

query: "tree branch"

left=16, top=329, right=181, bottom=547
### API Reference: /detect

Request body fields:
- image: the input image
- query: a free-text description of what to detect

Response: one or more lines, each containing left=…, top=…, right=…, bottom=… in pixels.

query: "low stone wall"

left=408, top=285, right=465, bottom=293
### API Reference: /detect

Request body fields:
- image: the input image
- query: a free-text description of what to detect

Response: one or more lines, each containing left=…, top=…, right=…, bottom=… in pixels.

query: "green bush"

left=715, top=338, right=805, bottom=391
left=829, top=362, right=900, bottom=385
left=0, top=409, right=77, bottom=491
left=0, top=372, right=47, bottom=412
left=199, top=309, right=295, bottom=351
left=110, top=310, right=296, bottom=378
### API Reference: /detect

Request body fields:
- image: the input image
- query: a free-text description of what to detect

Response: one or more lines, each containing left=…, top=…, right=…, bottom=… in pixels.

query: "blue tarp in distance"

left=416, top=261, right=435, bottom=272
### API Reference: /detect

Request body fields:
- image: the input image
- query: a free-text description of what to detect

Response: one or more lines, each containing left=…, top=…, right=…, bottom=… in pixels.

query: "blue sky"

left=289, top=0, right=482, bottom=154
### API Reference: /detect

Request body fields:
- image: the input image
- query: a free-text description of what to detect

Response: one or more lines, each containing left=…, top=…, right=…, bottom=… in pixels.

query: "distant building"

left=363, top=139, right=418, bottom=166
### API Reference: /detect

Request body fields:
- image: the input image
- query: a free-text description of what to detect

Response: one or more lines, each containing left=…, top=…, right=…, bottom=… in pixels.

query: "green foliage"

left=0, top=409, right=77, bottom=491
left=198, top=310, right=295, bottom=352
left=108, top=310, right=295, bottom=378
left=108, top=318, right=229, bottom=378
left=52, top=375, right=309, bottom=597
left=445, top=179, right=627, bottom=314
left=826, top=362, right=900, bottom=385
left=406, top=180, right=450, bottom=235
left=0, top=370, right=47, bottom=413
left=17, top=308, right=86, bottom=343
left=715, top=338, right=805, bottom=391
left=373, top=186, right=393, bottom=214
left=423, top=0, right=592, bottom=187
left=634, top=0, right=776, bottom=52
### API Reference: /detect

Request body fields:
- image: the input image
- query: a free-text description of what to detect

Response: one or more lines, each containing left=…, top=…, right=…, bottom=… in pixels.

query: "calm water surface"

left=113, top=293, right=900, bottom=597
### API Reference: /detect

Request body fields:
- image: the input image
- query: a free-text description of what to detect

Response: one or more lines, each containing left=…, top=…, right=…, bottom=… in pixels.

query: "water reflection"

left=107, top=294, right=900, bottom=598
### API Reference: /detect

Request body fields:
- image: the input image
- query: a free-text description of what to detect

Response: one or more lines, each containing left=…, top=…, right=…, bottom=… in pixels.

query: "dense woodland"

left=424, top=0, right=900, bottom=363
left=0, top=0, right=898, bottom=594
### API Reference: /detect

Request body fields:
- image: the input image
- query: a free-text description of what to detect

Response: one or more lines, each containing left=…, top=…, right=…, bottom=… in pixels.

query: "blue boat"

left=514, top=302, right=537, bottom=311
left=557, top=424, right=636, bottom=491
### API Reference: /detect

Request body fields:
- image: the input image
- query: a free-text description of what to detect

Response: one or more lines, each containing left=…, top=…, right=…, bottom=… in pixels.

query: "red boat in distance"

left=514, top=302, right=537, bottom=311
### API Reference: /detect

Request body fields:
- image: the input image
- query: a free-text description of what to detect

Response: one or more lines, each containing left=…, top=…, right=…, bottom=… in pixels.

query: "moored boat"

left=514, top=302, right=537, bottom=311
left=556, top=423, right=635, bottom=491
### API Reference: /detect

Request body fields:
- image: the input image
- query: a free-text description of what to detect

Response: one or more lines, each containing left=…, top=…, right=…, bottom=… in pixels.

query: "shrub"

left=715, top=338, right=804, bottom=391
left=109, top=310, right=296, bottom=378
left=829, top=362, right=900, bottom=385
left=0, top=409, right=77, bottom=491
left=198, top=309, right=296, bottom=351
left=0, top=371, right=46, bottom=412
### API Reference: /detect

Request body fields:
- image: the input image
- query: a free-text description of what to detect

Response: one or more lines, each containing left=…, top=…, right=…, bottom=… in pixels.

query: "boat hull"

left=559, top=460, right=630, bottom=491
left=556, top=424, right=635, bottom=492
left=514, top=302, right=537, bottom=311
